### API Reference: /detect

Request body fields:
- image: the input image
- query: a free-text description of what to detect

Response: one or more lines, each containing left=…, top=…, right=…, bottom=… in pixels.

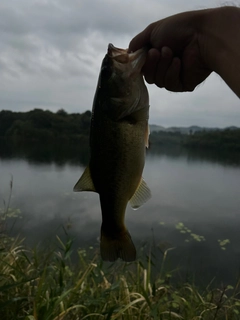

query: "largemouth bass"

left=74, top=44, right=151, bottom=262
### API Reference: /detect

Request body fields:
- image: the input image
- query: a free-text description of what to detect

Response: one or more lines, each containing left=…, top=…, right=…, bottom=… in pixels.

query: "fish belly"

left=89, top=115, right=147, bottom=261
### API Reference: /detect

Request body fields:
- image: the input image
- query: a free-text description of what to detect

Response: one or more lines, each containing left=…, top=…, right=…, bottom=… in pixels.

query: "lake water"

left=0, top=141, right=240, bottom=286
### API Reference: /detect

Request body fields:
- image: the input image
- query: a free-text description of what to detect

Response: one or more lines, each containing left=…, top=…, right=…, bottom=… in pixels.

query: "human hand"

left=129, top=10, right=212, bottom=92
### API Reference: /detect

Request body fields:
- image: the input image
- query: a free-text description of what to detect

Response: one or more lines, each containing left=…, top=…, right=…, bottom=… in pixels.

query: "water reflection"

left=0, top=139, right=90, bottom=166
left=149, top=144, right=240, bottom=166
left=0, top=141, right=240, bottom=285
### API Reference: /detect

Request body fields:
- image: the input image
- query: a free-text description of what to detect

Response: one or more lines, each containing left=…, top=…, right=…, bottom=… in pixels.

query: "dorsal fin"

left=73, top=166, right=96, bottom=192
left=129, top=178, right=151, bottom=209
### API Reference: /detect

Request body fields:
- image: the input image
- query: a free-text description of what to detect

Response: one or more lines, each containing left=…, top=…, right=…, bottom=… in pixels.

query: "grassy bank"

left=1, top=233, right=240, bottom=320
left=1, top=184, right=240, bottom=319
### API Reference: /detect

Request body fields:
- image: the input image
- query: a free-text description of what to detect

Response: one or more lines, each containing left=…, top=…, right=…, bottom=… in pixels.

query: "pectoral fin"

left=129, top=178, right=151, bottom=209
left=145, top=124, right=150, bottom=148
left=73, top=166, right=96, bottom=192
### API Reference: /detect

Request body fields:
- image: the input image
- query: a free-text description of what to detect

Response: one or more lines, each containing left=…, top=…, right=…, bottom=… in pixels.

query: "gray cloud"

left=0, top=0, right=239, bottom=126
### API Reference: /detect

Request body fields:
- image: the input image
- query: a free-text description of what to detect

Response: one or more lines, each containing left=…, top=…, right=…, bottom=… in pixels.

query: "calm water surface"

left=0, top=142, right=240, bottom=285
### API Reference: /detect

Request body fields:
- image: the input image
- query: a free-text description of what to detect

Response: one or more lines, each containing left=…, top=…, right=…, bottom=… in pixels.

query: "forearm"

left=198, top=6, right=240, bottom=97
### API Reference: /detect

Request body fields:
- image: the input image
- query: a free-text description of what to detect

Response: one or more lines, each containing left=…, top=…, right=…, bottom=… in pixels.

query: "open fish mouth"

left=107, top=43, right=147, bottom=72
left=108, top=43, right=127, bottom=57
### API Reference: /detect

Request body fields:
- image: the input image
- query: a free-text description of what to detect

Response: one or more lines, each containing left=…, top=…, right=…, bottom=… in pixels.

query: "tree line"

left=1, top=109, right=239, bottom=151
left=0, top=109, right=91, bottom=143
left=150, top=129, right=240, bottom=151
left=184, top=128, right=240, bottom=150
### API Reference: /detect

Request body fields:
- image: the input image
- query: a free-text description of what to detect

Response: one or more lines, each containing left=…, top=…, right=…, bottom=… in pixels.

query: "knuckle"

left=144, top=76, right=154, bottom=85
left=183, top=84, right=196, bottom=92
left=165, top=83, right=183, bottom=92
left=155, top=78, right=164, bottom=88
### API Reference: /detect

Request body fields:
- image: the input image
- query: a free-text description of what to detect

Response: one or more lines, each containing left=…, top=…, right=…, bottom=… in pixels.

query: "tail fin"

left=100, top=227, right=136, bottom=262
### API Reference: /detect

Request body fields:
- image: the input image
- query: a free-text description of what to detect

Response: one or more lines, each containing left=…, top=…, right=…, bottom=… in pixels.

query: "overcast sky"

left=0, top=0, right=239, bottom=127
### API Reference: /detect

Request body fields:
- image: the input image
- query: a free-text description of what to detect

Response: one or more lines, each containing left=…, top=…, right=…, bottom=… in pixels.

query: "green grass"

left=1, top=234, right=240, bottom=320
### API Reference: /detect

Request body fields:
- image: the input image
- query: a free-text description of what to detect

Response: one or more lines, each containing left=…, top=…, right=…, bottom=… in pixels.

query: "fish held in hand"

left=74, top=43, right=151, bottom=262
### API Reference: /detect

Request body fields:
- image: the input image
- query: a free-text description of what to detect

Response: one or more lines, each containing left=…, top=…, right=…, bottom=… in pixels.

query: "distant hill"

left=225, top=126, right=239, bottom=131
left=150, top=124, right=239, bottom=135
left=149, top=124, right=165, bottom=132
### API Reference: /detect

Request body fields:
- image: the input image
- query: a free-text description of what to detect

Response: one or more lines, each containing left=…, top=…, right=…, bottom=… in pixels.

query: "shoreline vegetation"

left=1, top=211, right=240, bottom=319
left=1, top=109, right=240, bottom=151
left=1, top=235, right=240, bottom=319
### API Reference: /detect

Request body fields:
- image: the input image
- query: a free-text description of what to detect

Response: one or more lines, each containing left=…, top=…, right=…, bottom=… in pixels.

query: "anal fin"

left=129, top=178, right=151, bottom=209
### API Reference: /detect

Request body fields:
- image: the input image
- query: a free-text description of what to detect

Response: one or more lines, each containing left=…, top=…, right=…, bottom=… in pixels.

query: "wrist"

left=198, top=6, right=240, bottom=97
left=197, top=6, right=240, bottom=74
